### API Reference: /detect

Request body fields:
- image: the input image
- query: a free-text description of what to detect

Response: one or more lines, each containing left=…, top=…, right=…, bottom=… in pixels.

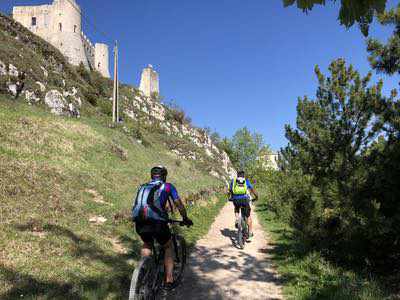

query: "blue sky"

left=1, top=0, right=398, bottom=150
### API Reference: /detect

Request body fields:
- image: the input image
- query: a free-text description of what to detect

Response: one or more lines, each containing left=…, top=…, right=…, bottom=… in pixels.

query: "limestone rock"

left=40, top=66, right=48, bottom=78
left=89, top=216, right=107, bottom=225
left=68, top=103, right=80, bottom=118
left=8, top=64, right=18, bottom=77
left=7, top=84, right=17, bottom=96
left=44, top=90, right=80, bottom=117
left=35, top=81, right=46, bottom=92
left=25, top=90, right=40, bottom=104
left=0, top=60, right=6, bottom=76
left=45, top=90, right=65, bottom=115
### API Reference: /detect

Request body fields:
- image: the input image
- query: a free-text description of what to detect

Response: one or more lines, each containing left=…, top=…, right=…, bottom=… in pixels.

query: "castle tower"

left=139, top=64, right=159, bottom=97
left=48, top=0, right=89, bottom=67
left=95, top=43, right=110, bottom=78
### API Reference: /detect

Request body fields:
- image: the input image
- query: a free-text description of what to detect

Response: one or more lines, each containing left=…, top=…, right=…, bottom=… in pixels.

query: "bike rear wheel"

left=237, top=216, right=245, bottom=249
left=171, top=234, right=187, bottom=288
left=129, top=256, right=156, bottom=300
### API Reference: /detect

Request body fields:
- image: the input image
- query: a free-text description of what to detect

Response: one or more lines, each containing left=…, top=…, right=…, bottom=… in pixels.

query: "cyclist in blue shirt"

left=133, top=166, right=193, bottom=290
left=229, top=170, right=258, bottom=240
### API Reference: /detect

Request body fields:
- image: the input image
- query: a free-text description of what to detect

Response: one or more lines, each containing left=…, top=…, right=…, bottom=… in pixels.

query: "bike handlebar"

left=167, top=219, right=193, bottom=227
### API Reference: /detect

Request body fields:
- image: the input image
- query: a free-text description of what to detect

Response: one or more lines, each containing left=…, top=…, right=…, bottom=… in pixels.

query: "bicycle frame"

left=237, top=206, right=250, bottom=249
left=147, top=222, right=184, bottom=290
left=129, top=219, right=188, bottom=300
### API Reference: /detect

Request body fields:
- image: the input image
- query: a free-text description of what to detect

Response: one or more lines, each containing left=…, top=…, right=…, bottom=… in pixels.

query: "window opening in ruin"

left=74, top=25, right=77, bottom=33
left=98, top=63, right=101, bottom=69
left=31, top=17, right=37, bottom=26
left=59, top=23, right=62, bottom=32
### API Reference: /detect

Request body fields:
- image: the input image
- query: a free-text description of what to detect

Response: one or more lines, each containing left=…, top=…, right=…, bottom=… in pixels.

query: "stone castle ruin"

left=12, top=0, right=110, bottom=78
left=139, top=64, right=160, bottom=97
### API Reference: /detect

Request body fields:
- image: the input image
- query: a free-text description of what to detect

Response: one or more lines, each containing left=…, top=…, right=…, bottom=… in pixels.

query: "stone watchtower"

left=139, top=64, right=159, bottom=97
left=12, top=0, right=110, bottom=78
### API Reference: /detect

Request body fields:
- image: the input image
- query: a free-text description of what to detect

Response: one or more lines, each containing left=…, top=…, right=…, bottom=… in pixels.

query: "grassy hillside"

left=0, top=13, right=229, bottom=178
left=0, top=97, right=226, bottom=299
left=0, top=11, right=233, bottom=299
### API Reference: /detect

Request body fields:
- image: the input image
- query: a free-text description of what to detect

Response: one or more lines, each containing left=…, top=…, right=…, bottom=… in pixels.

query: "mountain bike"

left=237, top=205, right=250, bottom=249
left=129, top=220, right=188, bottom=300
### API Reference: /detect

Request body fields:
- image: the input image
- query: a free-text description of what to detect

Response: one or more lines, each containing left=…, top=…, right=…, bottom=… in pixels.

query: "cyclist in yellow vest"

left=229, top=170, right=258, bottom=240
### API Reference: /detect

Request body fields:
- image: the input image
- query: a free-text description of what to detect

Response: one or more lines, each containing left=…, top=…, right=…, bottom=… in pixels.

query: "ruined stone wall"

left=139, top=65, right=159, bottom=97
left=12, top=5, right=52, bottom=40
left=95, top=43, right=110, bottom=78
left=12, top=0, right=110, bottom=78
left=82, top=34, right=95, bottom=68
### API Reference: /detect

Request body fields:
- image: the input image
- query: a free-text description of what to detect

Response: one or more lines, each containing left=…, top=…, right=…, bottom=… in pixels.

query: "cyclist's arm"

left=250, top=188, right=258, bottom=200
left=174, top=198, right=188, bottom=220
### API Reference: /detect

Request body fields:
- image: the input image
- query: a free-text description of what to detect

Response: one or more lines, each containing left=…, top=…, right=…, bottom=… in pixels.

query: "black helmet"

left=237, top=170, right=245, bottom=177
left=151, top=165, right=168, bottom=181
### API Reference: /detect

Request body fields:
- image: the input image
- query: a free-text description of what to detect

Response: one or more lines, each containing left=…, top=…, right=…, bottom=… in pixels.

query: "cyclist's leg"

left=233, top=202, right=240, bottom=227
left=244, top=203, right=253, bottom=236
left=163, top=239, right=174, bottom=283
left=135, top=223, right=154, bottom=256
left=154, top=223, right=173, bottom=284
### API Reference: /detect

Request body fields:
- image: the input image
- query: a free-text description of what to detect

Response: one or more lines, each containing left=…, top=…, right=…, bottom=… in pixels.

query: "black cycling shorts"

left=233, top=199, right=251, bottom=218
left=135, top=221, right=171, bottom=246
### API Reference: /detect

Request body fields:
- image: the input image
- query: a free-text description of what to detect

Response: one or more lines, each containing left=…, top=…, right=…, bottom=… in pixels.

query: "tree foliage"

left=271, top=59, right=400, bottom=272
left=221, top=127, right=273, bottom=178
left=230, top=127, right=264, bottom=172
left=367, top=5, right=400, bottom=76
left=283, top=0, right=388, bottom=35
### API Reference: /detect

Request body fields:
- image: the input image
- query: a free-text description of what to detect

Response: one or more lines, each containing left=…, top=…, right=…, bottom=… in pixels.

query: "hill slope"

left=0, top=13, right=234, bottom=180
left=0, top=13, right=231, bottom=299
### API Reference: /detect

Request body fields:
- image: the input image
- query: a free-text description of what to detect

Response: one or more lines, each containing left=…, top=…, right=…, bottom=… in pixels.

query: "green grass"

left=255, top=199, right=388, bottom=300
left=0, top=98, right=226, bottom=299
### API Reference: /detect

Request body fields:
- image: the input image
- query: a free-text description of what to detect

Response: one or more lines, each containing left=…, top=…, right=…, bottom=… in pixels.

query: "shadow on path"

left=1, top=223, right=141, bottom=299
left=220, top=228, right=239, bottom=248
left=168, top=223, right=283, bottom=300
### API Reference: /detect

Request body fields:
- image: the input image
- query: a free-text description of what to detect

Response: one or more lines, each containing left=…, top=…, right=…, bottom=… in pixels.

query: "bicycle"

left=129, top=220, right=188, bottom=300
left=237, top=206, right=250, bottom=249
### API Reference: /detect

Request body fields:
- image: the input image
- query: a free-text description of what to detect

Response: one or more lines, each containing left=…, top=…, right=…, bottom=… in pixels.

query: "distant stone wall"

left=12, top=0, right=110, bottom=78
left=260, top=153, right=279, bottom=170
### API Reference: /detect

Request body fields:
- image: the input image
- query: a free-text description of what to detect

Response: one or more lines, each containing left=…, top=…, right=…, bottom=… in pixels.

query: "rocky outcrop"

left=44, top=90, right=80, bottom=117
left=123, top=91, right=236, bottom=179
left=0, top=62, right=82, bottom=117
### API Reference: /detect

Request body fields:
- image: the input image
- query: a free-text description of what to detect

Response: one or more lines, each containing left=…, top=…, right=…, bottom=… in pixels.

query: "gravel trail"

left=168, top=202, right=283, bottom=300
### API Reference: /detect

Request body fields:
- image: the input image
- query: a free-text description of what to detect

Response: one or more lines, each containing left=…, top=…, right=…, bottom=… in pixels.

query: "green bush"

left=164, top=101, right=191, bottom=125
left=83, top=88, right=98, bottom=106
left=96, top=98, right=111, bottom=115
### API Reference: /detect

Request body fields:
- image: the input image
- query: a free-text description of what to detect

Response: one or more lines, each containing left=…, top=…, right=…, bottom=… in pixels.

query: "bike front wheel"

left=129, top=256, right=156, bottom=300
left=237, top=217, right=245, bottom=249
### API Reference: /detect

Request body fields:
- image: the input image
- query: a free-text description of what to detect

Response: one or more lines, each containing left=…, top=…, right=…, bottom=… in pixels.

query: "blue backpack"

left=132, top=182, right=168, bottom=222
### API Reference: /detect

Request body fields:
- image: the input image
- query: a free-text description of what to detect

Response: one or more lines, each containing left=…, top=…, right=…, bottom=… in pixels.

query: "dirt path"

left=168, top=202, right=283, bottom=300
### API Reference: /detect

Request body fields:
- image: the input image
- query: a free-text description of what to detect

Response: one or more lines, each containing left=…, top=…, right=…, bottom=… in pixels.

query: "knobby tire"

left=237, top=216, right=244, bottom=249
left=129, top=256, right=156, bottom=300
